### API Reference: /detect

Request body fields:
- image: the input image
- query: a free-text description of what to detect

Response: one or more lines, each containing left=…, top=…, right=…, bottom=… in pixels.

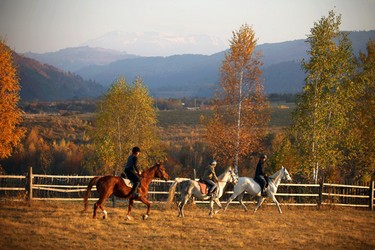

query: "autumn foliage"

left=206, top=24, right=270, bottom=170
left=0, top=40, right=25, bottom=159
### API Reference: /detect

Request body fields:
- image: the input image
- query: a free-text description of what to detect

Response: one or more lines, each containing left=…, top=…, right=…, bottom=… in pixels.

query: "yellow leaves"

left=206, top=24, right=269, bottom=166
left=93, top=77, right=162, bottom=173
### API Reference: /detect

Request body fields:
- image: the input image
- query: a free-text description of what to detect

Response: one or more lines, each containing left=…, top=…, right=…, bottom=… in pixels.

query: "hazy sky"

left=1, top=0, right=374, bottom=54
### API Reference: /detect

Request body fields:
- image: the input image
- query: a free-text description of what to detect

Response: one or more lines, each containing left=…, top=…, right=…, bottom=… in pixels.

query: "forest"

left=0, top=99, right=293, bottom=178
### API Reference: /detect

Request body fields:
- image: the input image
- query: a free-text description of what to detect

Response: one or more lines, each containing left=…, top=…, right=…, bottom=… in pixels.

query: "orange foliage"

left=0, top=40, right=25, bottom=159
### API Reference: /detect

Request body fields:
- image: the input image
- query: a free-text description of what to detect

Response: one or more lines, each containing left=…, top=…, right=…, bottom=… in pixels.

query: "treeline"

left=0, top=116, right=92, bottom=175
left=20, top=94, right=296, bottom=114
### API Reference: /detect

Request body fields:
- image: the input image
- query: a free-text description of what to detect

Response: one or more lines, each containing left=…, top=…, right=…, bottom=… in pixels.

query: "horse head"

left=226, top=167, right=238, bottom=184
left=154, top=162, right=169, bottom=181
left=281, top=166, right=292, bottom=182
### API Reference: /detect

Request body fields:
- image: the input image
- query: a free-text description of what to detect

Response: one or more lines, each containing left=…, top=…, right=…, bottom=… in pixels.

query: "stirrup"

left=132, top=193, right=140, bottom=199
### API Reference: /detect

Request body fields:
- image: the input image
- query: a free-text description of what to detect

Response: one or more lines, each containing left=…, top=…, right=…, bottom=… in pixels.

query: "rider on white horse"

left=202, top=160, right=218, bottom=196
left=254, top=154, right=268, bottom=197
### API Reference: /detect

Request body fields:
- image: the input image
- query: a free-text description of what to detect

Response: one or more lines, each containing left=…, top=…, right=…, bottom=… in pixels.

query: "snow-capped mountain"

left=80, top=31, right=228, bottom=56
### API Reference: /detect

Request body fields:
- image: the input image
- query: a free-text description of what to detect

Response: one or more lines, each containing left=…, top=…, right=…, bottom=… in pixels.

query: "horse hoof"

left=126, top=215, right=131, bottom=220
left=102, top=211, right=108, bottom=219
left=143, top=214, right=149, bottom=220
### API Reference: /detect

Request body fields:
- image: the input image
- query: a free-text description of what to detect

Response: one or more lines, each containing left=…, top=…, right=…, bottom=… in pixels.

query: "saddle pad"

left=121, top=178, right=133, bottom=188
left=198, top=182, right=208, bottom=194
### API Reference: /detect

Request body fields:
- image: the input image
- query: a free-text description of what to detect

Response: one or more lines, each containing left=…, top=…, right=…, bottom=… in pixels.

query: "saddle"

left=120, top=173, right=133, bottom=188
left=198, top=179, right=208, bottom=195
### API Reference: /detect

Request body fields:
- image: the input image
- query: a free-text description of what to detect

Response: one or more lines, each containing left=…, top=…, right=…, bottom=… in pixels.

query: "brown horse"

left=84, top=163, right=169, bottom=220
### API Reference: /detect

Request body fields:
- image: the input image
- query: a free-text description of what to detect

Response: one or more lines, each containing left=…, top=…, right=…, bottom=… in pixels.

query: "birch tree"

left=290, top=11, right=356, bottom=182
left=342, top=39, right=375, bottom=182
left=92, top=77, right=163, bottom=174
left=206, top=24, right=269, bottom=173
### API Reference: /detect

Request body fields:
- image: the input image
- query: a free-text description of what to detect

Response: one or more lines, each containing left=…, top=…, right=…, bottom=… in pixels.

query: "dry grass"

left=0, top=200, right=374, bottom=250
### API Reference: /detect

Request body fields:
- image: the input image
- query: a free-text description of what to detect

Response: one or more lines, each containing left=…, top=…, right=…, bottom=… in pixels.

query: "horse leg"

left=139, top=196, right=152, bottom=220
left=213, top=198, right=222, bottom=215
left=209, top=198, right=214, bottom=217
left=238, top=193, right=248, bottom=212
left=126, top=199, right=135, bottom=220
left=270, top=194, right=282, bottom=214
left=178, top=195, right=189, bottom=218
left=254, top=196, right=265, bottom=213
left=93, top=197, right=108, bottom=219
left=224, top=192, right=238, bottom=211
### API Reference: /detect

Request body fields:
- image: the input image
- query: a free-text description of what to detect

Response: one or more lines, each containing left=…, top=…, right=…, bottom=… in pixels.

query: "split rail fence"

left=0, top=167, right=374, bottom=211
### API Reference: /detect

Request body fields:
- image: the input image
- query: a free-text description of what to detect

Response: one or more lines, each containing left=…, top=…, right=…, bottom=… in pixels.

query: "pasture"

left=0, top=200, right=374, bottom=249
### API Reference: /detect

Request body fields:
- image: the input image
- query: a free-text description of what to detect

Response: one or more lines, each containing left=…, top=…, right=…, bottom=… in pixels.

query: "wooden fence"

left=0, top=167, right=374, bottom=211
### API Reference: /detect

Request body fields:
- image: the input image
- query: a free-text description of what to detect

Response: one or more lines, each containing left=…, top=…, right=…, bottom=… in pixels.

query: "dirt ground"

left=0, top=200, right=374, bottom=249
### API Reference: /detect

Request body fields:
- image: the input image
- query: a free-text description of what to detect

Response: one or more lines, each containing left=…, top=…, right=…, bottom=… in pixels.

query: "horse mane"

left=268, top=167, right=287, bottom=183
left=141, top=163, right=160, bottom=178
left=217, top=167, right=232, bottom=180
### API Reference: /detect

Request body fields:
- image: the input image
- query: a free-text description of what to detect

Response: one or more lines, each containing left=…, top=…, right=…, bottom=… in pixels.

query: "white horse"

left=167, top=167, right=238, bottom=218
left=224, top=166, right=292, bottom=213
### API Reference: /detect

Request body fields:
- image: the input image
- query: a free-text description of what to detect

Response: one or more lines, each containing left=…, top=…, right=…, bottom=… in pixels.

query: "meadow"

left=0, top=200, right=374, bottom=249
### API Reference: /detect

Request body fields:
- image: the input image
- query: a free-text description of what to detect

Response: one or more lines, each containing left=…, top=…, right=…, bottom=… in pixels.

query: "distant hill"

left=25, top=46, right=139, bottom=72
left=13, top=53, right=105, bottom=101
left=24, top=30, right=375, bottom=98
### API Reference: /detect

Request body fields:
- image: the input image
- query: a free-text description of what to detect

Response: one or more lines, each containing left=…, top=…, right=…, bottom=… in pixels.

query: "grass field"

left=156, top=105, right=294, bottom=128
left=1, top=200, right=374, bottom=249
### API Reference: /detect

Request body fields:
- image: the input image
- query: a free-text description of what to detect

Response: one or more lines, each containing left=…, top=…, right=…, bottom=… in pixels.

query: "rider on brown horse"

left=124, top=146, right=142, bottom=199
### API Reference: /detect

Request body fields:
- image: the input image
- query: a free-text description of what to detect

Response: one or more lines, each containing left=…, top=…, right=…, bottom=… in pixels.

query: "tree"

left=92, top=77, right=164, bottom=174
left=205, top=24, right=270, bottom=173
left=290, top=11, right=356, bottom=182
left=0, top=40, right=25, bottom=159
left=342, top=39, right=375, bottom=182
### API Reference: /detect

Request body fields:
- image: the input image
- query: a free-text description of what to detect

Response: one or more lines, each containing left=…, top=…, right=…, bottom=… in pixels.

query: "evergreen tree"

left=0, top=40, right=25, bottom=159
left=205, top=24, right=270, bottom=173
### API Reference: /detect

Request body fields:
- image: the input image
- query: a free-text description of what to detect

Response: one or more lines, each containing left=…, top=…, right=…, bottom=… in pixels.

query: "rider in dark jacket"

left=254, top=154, right=268, bottom=197
left=202, top=160, right=219, bottom=196
left=124, top=146, right=141, bottom=199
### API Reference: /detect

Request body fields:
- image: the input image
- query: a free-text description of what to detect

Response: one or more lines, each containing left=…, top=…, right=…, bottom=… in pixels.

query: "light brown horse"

left=84, top=163, right=169, bottom=220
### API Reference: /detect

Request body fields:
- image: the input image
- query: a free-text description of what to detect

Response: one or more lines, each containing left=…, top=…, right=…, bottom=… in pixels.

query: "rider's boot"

left=129, top=182, right=140, bottom=199
left=207, top=186, right=213, bottom=196
left=261, top=188, right=267, bottom=197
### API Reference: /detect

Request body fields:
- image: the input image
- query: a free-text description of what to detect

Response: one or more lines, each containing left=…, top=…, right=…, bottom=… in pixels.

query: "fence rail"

left=0, top=167, right=374, bottom=211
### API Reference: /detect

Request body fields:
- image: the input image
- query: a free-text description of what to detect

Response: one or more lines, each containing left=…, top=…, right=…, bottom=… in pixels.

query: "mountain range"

left=13, top=53, right=105, bottom=101
left=20, top=30, right=375, bottom=100
left=79, top=31, right=229, bottom=57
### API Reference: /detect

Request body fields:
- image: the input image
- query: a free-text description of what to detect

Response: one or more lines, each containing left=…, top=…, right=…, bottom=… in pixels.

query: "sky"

left=0, top=0, right=374, bottom=55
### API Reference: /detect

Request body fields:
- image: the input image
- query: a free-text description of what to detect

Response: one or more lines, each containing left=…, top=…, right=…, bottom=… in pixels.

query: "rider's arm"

left=133, top=156, right=140, bottom=174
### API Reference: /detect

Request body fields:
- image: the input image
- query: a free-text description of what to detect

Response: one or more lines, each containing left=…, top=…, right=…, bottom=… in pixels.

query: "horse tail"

left=83, top=176, right=101, bottom=211
left=167, top=178, right=189, bottom=203
left=167, top=180, right=179, bottom=204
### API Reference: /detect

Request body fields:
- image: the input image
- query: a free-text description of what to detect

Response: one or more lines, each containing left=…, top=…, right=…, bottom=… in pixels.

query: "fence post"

left=370, top=181, right=374, bottom=211
left=28, top=166, right=33, bottom=205
left=318, top=177, right=324, bottom=209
